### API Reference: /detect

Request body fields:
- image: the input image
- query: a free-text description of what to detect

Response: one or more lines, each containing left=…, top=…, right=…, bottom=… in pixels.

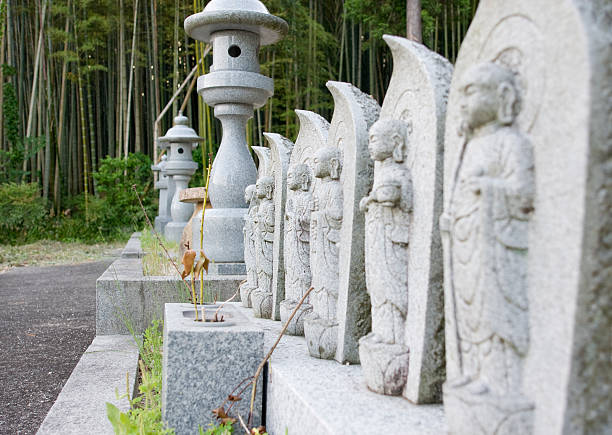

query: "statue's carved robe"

left=310, top=179, right=343, bottom=322
left=256, top=198, right=275, bottom=293
left=449, top=126, right=534, bottom=387
left=244, top=203, right=259, bottom=289
left=284, top=190, right=312, bottom=301
left=365, top=164, right=412, bottom=344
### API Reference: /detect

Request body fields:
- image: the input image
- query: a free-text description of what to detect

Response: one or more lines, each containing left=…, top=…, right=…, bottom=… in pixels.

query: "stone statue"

left=304, top=146, right=343, bottom=359
left=280, top=163, right=313, bottom=335
left=358, top=118, right=412, bottom=395
left=441, top=62, right=535, bottom=433
left=251, top=176, right=275, bottom=318
left=240, top=184, right=258, bottom=307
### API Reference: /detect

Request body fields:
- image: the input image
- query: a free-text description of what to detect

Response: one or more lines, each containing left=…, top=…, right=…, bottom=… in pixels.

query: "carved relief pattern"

left=280, top=111, right=329, bottom=335
left=252, top=176, right=275, bottom=318
left=359, top=119, right=413, bottom=395
left=281, top=164, right=313, bottom=334
left=304, top=146, right=343, bottom=359
left=240, top=185, right=259, bottom=307
left=442, top=62, right=535, bottom=434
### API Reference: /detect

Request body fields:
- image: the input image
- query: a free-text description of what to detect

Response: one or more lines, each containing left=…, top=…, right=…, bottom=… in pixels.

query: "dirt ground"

left=0, top=260, right=115, bottom=435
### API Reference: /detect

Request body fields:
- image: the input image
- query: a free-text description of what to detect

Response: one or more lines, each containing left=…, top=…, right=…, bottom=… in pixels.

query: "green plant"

left=141, top=228, right=179, bottom=276
left=199, top=422, right=235, bottom=435
left=93, top=153, right=157, bottom=231
left=106, top=320, right=175, bottom=435
left=0, top=182, right=48, bottom=244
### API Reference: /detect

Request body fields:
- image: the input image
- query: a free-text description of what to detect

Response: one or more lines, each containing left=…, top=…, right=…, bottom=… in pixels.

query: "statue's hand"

left=359, top=195, right=371, bottom=212
left=439, top=213, right=451, bottom=232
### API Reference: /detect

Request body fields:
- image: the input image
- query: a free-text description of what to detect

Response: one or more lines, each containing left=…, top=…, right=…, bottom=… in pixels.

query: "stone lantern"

left=158, top=114, right=204, bottom=243
left=151, top=155, right=170, bottom=233
left=184, top=0, right=288, bottom=264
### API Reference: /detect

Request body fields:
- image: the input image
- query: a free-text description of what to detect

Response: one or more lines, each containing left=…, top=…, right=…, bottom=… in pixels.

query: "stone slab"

left=235, top=306, right=446, bottom=435
left=121, top=232, right=143, bottom=259
left=206, top=262, right=247, bottom=276
left=96, top=257, right=244, bottom=335
left=179, top=187, right=206, bottom=203
left=36, top=335, right=139, bottom=435
left=162, top=303, right=264, bottom=434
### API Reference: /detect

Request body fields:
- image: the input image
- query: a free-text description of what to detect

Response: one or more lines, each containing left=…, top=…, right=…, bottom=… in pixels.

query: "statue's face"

left=459, top=68, right=499, bottom=130
left=313, top=151, right=330, bottom=179
left=256, top=181, right=267, bottom=199
left=244, top=185, right=255, bottom=203
left=287, top=167, right=299, bottom=191
left=368, top=123, right=395, bottom=161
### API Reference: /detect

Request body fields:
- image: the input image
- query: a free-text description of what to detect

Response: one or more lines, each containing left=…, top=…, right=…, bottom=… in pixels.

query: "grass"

left=107, top=320, right=175, bottom=434
left=140, top=228, right=179, bottom=276
left=0, top=240, right=125, bottom=273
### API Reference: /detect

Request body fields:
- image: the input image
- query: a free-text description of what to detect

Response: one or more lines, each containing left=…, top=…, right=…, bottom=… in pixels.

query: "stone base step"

left=36, top=335, right=139, bottom=435
left=235, top=305, right=446, bottom=435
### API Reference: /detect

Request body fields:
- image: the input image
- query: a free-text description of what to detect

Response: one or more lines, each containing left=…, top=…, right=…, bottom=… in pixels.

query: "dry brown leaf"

left=193, top=251, right=210, bottom=276
left=212, top=406, right=228, bottom=420
left=227, top=394, right=242, bottom=402
left=221, top=417, right=237, bottom=425
left=181, top=250, right=196, bottom=279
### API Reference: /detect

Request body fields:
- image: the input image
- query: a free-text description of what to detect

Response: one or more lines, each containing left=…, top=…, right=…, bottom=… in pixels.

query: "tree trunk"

left=22, top=0, right=47, bottom=180
left=406, top=0, right=422, bottom=43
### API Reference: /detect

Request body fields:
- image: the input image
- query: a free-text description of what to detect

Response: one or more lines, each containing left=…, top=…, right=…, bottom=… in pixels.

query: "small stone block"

left=162, top=303, right=264, bottom=434
left=179, top=187, right=207, bottom=203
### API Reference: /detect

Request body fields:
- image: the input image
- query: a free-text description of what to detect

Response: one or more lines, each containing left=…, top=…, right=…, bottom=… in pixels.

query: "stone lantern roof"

left=184, top=0, right=288, bottom=45
left=158, top=115, right=204, bottom=149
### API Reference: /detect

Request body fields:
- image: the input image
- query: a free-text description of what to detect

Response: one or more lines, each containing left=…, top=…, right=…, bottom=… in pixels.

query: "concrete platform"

left=235, top=306, right=447, bottom=435
left=36, top=335, right=139, bottom=435
left=97, top=235, right=246, bottom=335
left=121, top=232, right=144, bottom=259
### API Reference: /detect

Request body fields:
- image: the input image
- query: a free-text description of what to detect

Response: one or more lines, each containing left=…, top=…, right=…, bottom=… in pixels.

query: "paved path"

left=0, top=260, right=114, bottom=435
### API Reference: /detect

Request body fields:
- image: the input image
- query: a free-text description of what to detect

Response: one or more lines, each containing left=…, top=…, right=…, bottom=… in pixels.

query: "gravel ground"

left=0, top=260, right=115, bottom=435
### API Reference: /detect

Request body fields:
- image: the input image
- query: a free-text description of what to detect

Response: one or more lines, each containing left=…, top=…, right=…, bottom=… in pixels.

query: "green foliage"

left=107, top=320, right=175, bottom=435
left=93, top=152, right=157, bottom=232
left=0, top=183, right=47, bottom=244
left=47, top=153, right=155, bottom=243
left=199, top=422, right=234, bottom=435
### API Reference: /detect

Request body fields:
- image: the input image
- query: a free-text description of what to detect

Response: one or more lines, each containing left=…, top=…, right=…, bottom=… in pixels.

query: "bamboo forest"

left=0, top=0, right=479, bottom=244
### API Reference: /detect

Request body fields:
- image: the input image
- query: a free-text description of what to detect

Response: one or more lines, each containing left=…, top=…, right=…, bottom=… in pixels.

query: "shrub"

left=93, top=152, right=157, bottom=231
left=0, top=182, right=47, bottom=244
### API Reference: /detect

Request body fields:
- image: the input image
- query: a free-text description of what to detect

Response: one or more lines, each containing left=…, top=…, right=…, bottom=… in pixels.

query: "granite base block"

left=162, top=303, right=264, bottom=434
left=236, top=306, right=446, bottom=435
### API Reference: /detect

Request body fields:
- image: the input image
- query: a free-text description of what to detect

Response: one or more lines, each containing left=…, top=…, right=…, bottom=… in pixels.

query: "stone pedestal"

left=159, top=115, right=203, bottom=244
left=162, top=303, right=264, bottom=434
left=165, top=174, right=196, bottom=243
left=152, top=155, right=171, bottom=234
left=193, top=208, right=248, bottom=263
left=185, top=0, right=288, bottom=266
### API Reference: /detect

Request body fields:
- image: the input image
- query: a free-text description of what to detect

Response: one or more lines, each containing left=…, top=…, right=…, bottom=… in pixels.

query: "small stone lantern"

left=158, top=115, right=204, bottom=243
left=151, top=155, right=170, bottom=233
left=184, top=0, right=288, bottom=264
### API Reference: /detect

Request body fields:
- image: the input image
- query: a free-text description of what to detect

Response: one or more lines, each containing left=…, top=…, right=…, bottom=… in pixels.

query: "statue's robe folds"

left=244, top=204, right=259, bottom=288
left=257, top=199, right=275, bottom=293
left=449, top=127, right=534, bottom=385
left=365, top=166, right=412, bottom=344
left=310, top=179, right=343, bottom=322
left=284, top=191, right=312, bottom=301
